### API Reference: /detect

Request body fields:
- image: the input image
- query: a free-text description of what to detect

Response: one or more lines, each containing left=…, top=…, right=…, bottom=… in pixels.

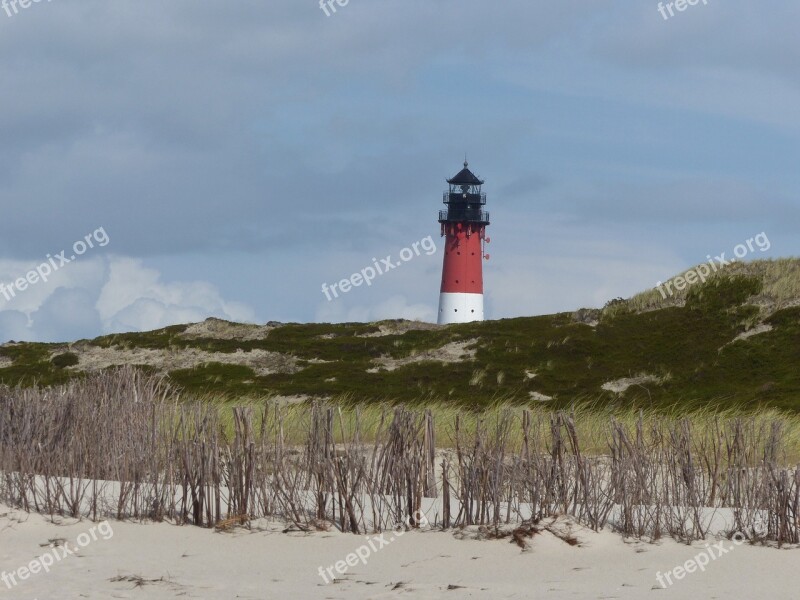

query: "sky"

left=0, top=0, right=797, bottom=342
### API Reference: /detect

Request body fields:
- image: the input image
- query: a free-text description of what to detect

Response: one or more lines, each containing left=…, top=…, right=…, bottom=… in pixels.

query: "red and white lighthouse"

left=437, top=161, right=490, bottom=325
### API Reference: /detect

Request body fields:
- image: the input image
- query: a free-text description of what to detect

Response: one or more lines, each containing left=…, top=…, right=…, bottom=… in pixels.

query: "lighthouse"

left=437, top=161, right=490, bottom=325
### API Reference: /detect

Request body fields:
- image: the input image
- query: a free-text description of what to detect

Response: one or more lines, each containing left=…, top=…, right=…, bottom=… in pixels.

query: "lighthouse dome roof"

left=447, top=161, right=484, bottom=186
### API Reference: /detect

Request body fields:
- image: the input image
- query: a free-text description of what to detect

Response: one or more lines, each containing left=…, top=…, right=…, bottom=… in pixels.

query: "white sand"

left=0, top=505, right=797, bottom=600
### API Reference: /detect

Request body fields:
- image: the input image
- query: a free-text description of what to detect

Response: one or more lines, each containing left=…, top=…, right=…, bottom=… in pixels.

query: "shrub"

left=51, top=352, right=80, bottom=369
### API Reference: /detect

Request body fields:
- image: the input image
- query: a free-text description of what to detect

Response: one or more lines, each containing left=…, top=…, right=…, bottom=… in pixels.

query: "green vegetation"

left=51, top=352, right=80, bottom=369
left=92, top=324, right=190, bottom=350
left=624, top=257, right=800, bottom=314
left=169, top=363, right=259, bottom=397
left=202, top=398, right=800, bottom=463
left=0, top=343, right=76, bottom=386
left=1, top=259, right=799, bottom=412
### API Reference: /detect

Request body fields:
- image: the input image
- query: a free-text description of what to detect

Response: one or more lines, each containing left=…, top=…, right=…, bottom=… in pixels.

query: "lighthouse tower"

left=437, top=161, right=490, bottom=325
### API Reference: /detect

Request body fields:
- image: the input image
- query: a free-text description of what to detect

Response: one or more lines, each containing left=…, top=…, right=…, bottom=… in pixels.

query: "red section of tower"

left=440, top=224, right=485, bottom=294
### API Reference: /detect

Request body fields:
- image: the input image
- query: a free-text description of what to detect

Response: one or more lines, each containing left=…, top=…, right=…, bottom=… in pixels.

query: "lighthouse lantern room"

left=437, top=161, right=490, bottom=325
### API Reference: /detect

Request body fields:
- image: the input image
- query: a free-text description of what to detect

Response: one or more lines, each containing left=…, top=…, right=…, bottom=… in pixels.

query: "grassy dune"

left=1, top=258, right=799, bottom=412
left=208, top=397, right=800, bottom=463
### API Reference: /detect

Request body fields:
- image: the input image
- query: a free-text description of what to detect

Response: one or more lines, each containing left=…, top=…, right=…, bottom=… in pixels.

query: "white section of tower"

left=437, top=292, right=484, bottom=325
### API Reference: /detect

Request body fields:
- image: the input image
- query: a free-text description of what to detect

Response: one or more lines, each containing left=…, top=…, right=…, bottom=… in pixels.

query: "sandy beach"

left=1, top=505, right=796, bottom=600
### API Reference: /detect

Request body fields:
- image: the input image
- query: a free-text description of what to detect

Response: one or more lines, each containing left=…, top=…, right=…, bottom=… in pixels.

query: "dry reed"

left=0, top=368, right=797, bottom=545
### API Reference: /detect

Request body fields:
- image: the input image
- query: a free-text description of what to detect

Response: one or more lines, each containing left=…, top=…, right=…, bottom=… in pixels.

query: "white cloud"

left=96, top=257, right=255, bottom=333
left=0, top=256, right=256, bottom=342
left=0, top=256, right=108, bottom=315
left=31, top=287, right=102, bottom=343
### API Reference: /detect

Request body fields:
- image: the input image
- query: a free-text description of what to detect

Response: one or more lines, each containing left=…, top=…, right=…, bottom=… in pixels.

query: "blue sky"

left=0, top=0, right=797, bottom=342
